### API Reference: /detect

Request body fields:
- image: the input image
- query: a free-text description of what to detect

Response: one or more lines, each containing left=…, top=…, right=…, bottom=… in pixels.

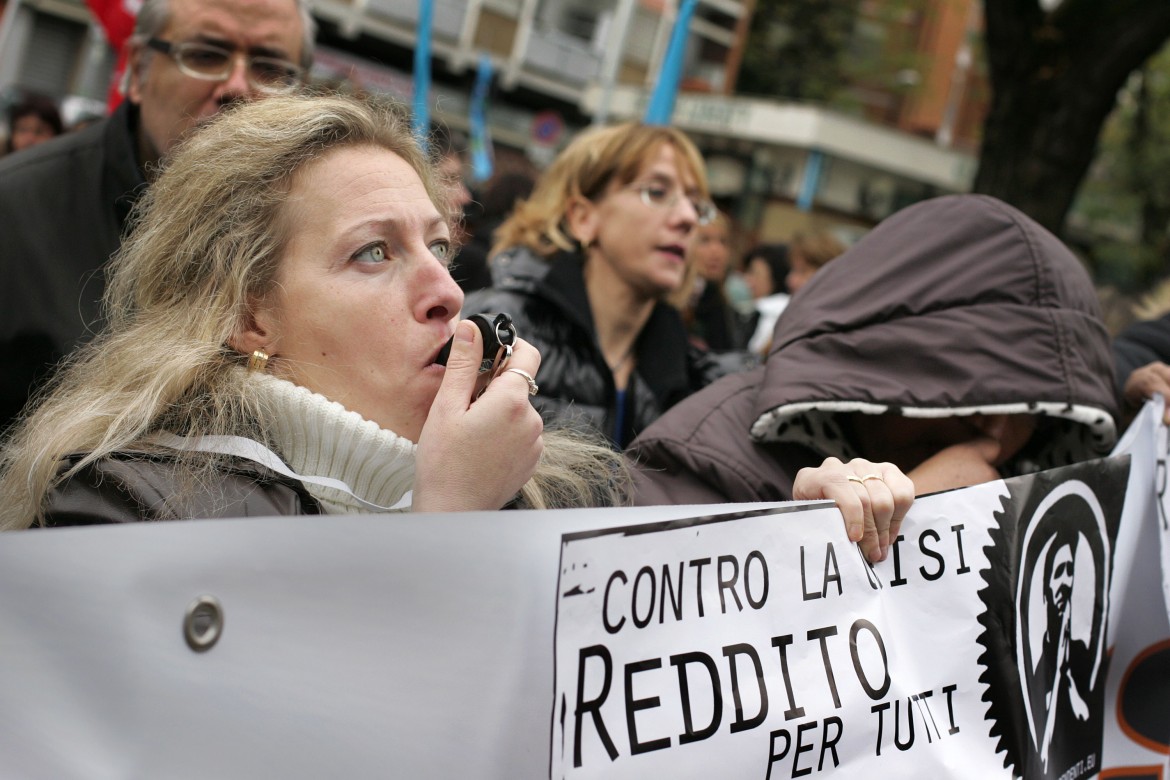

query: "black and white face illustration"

left=975, top=459, right=1127, bottom=780
left=1047, top=543, right=1073, bottom=616
left=1016, top=483, right=1110, bottom=780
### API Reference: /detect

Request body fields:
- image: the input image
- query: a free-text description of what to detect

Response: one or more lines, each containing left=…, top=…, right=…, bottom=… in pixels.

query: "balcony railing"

left=365, top=0, right=466, bottom=39
left=522, top=26, right=602, bottom=86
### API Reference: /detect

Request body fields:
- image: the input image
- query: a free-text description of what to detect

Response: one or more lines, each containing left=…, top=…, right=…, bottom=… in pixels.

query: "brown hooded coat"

left=627, top=195, right=1120, bottom=505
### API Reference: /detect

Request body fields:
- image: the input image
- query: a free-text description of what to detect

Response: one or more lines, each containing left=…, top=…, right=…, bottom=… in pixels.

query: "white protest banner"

left=1099, top=400, right=1170, bottom=779
left=552, top=461, right=1126, bottom=779
left=0, top=406, right=1167, bottom=778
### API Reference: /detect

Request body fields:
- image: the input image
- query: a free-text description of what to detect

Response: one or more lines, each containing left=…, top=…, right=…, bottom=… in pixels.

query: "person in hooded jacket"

left=464, top=122, right=738, bottom=449
left=627, top=194, right=1120, bottom=558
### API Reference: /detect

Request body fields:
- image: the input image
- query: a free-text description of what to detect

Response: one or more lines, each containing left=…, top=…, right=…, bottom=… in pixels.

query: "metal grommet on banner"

left=183, top=595, right=224, bottom=652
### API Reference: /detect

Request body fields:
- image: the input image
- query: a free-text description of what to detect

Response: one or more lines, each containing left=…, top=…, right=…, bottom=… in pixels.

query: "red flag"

left=83, top=0, right=139, bottom=111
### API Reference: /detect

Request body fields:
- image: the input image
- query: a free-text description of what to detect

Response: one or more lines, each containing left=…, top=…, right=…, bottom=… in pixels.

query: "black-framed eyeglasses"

left=145, top=38, right=304, bottom=94
left=627, top=181, right=717, bottom=225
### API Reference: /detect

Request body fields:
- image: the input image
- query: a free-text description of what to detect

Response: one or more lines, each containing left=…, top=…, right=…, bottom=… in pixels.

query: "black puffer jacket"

left=464, top=246, right=735, bottom=448
left=628, top=194, right=1120, bottom=505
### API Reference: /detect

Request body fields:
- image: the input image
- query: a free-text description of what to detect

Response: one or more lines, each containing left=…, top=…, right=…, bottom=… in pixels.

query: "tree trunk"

left=973, top=0, right=1170, bottom=236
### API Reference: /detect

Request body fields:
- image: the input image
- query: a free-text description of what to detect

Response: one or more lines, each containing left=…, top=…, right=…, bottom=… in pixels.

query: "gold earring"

left=247, top=350, right=269, bottom=372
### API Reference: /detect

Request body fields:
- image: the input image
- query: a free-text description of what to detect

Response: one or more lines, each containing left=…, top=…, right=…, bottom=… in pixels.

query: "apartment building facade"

left=0, top=0, right=982, bottom=240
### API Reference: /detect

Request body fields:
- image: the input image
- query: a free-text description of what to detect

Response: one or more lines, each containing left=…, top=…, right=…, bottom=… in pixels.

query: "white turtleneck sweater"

left=248, top=372, right=418, bottom=514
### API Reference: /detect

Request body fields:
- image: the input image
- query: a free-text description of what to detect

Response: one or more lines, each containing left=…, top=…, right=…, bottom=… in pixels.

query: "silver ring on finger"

left=505, top=367, right=539, bottom=396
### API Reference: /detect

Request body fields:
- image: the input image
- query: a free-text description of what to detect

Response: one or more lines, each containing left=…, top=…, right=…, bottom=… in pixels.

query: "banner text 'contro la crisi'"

left=569, top=524, right=974, bottom=777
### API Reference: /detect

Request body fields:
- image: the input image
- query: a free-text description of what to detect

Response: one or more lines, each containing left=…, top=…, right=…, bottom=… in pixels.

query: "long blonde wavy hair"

left=0, top=92, right=626, bottom=529
left=492, top=122, right=711, bottom=275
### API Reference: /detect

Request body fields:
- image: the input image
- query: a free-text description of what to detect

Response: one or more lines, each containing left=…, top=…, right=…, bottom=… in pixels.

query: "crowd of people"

left=1, top=0, right=1168, bottom=571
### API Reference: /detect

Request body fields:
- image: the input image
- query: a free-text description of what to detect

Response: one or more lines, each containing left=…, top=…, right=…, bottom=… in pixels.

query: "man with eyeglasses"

left=0, top=0, right=315, bottom=430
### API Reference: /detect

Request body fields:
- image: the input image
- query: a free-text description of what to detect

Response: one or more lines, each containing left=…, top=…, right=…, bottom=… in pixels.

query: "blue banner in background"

left=412, top=0, right=434, bottom=150
left=797, top=149, right=825, bottom=212
left=469, top=54, right=494, bottom=183
left=644, top=0, right=698, bottom=125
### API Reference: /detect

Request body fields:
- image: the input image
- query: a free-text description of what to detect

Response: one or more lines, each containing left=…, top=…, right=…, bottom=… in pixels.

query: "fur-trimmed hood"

left=750, top=194, right=1118, bottom=471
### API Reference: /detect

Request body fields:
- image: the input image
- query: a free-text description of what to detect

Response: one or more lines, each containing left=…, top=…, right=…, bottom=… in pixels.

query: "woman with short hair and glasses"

left=464, top=123, right=738, bottom=449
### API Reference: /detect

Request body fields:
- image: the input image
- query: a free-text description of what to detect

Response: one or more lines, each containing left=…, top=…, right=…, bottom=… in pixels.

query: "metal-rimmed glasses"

left=145, top=38, right=304, bottom=94
left=627, top=181, right=717, bottom=225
